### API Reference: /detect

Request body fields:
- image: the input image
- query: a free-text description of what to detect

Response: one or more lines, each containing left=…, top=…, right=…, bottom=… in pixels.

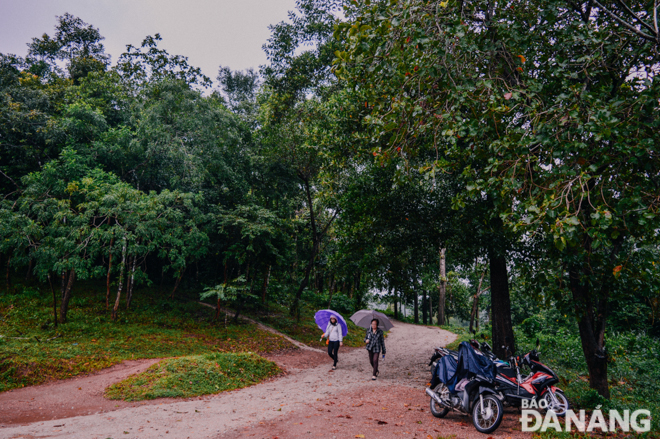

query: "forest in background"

left=1, top=0, right=659, bottom=419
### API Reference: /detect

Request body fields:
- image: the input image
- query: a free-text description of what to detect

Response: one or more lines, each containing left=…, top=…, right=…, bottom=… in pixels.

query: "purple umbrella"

left=314, top=309, right=348, bottom=337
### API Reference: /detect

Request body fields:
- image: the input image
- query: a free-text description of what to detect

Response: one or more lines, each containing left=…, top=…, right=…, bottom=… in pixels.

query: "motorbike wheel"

left=472, top=394, right=504, bottom=434
left=429, top=383, right=450, bottom=418
left=543, top=390, right=570, bottom=417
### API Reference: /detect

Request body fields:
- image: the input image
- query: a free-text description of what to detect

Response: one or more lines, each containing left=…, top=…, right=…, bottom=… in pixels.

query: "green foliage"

left=115, top=34, right=211, bottom=89
left=201, top=275, right=248, bottom=303
left=104, top=352, right=280, bottom=401
left=26, top=13, right=109, bottom=81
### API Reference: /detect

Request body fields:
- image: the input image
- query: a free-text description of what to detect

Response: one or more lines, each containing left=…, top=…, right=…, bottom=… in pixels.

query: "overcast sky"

left=0, top=0, right=298, bottom=83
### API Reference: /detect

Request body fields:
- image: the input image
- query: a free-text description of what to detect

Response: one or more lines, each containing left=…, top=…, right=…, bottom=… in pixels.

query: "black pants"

left=328, top=340, right=340, bottom=366
left=368, top=350, right=380, bottom=376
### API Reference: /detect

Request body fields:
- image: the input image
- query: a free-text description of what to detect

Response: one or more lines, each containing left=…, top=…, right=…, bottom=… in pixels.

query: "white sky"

left=0, top=0, right=298, bottom=82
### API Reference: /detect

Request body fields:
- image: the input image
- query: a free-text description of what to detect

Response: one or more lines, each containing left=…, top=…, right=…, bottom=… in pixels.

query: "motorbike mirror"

left=536, top=338, right=540, bottom=348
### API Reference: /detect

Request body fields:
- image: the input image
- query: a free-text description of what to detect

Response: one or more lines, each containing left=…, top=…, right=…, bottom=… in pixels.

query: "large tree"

left=336, top=0, right=660, bottom=397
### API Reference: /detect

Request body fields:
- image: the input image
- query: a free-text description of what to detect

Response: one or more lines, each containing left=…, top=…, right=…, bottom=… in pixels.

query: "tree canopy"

left=1, top=5, right=659, bottom=400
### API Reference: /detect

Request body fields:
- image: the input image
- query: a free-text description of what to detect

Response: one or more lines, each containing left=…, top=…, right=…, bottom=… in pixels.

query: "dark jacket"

left=365, top=328, right=386, bottom=354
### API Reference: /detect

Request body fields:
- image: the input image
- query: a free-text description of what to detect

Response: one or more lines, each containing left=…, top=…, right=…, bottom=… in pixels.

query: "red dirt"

left=222, top=385, right=531, bottom=439
left=263, top=346, right=361, bottom=372
left=0, top=348, right=326, bottom=427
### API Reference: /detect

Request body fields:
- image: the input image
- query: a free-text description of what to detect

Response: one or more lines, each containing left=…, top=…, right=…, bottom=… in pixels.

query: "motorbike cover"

left=433, top=354, right=457, bottom=385
left=440, top=341, right=497, bottom=393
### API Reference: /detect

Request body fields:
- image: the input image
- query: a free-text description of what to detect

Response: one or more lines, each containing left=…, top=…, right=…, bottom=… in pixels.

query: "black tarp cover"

left=435, top=341, right=497, bottom=392
left=434, top=354, right=457, bottom=387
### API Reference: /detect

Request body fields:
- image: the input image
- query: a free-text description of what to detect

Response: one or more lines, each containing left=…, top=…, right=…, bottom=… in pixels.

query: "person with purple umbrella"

left=320, top=315, right=343, bottom=370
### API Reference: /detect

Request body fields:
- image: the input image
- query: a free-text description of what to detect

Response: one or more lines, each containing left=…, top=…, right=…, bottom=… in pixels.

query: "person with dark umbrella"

left=364, top=318, right=386, bottom=380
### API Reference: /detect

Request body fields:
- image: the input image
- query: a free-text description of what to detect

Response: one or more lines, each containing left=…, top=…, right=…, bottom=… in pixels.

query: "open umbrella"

left=314, top=309, right=348, bottom=337
left=350, top=309, right=394, bottom=331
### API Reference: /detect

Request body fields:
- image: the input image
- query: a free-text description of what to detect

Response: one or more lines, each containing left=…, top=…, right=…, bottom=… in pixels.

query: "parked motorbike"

left=428, top=338, right=497, bottom=368
left=426, top=341, right=504, bottom=434
left=495, top=340, right=570, bottom=416
left=428, top=346, right=457, bottom=367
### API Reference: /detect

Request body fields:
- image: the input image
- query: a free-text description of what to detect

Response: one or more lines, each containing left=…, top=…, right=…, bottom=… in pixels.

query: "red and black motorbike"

left=494, top=340, right=570, bottom=416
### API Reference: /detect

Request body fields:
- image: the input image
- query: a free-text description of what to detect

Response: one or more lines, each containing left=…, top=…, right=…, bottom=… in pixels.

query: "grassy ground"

left=105, top=352, right=280, bottom=401
left=0, top=283, right=292, bottom=393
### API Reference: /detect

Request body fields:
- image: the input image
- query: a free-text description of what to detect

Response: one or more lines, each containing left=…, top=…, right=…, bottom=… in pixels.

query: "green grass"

left=0, top=283, right=293, bottom=392
left=105, top=352, right=280, bottom=401
left=254, top=302, right=367, bottom=348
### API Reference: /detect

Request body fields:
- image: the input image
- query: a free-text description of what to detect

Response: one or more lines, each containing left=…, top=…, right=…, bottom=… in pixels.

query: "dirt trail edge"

left=1, top=322, right=456, bottom=439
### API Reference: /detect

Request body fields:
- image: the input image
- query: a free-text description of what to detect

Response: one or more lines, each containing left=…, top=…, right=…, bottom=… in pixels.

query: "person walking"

left=321, top=316, right=343, bottom=370
left=364, top=318, right=386, bottom=380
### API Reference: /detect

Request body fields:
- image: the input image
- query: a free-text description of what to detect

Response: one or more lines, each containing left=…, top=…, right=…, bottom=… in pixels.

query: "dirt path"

left=1, top=322, right=466, bottom=439
left=232, top=385, right=531, bottom=439
left=0, top=359, right=163, bottom=426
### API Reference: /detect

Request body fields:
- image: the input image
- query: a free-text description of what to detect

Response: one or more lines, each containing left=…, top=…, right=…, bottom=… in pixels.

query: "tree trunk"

left=48, top=274, right=58, bottom=328
left=422, top=287, right=428, bottom=324
left=112, top=236, right=127, bottom=321
left=316, top=271, right=324, bottom=294
left=414, top=286, right=419, bottom=324
left=233, top=263, right=251, bottom=323
left=25, top=258, right=33, bottom=281
left=61, top=270, right=66, bottom=300
left=262, top=265, right=271, bottom=304
left=126, top=255, right=137, bottom=309
left=327, top=275, right=337, bottom=309
left=59, top=269, right=76, bottom=323
left=216, top=261, right=228, bottom=320
left=169, top=266, right=185, bottom=299
left=570, top=266, right=610, bottom=398
left=429, top=290, right=433, bottom=325
left=392, top=286, right=398, bottom=320
left=106, top=237, right=114, bottom=309
left=329, top=273, right=335, bottom=294
left=290, top=177, right=320, bottom=319
left=291, top=257, right=314, bottom=319
left=469, top=292, right=479, bottom=333
left=233, top=297, right=243, bottom=324
left=490, top=251, right=515, bottom=359
left=438, top=248, right=446, bottom=326
left=216, top=297, right=222, bottom=320
left=470, top=267, right=487, bottom=333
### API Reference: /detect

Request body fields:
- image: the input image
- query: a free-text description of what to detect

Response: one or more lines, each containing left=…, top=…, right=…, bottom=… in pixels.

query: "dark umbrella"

left=349, top=309, right=394, bottom=331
